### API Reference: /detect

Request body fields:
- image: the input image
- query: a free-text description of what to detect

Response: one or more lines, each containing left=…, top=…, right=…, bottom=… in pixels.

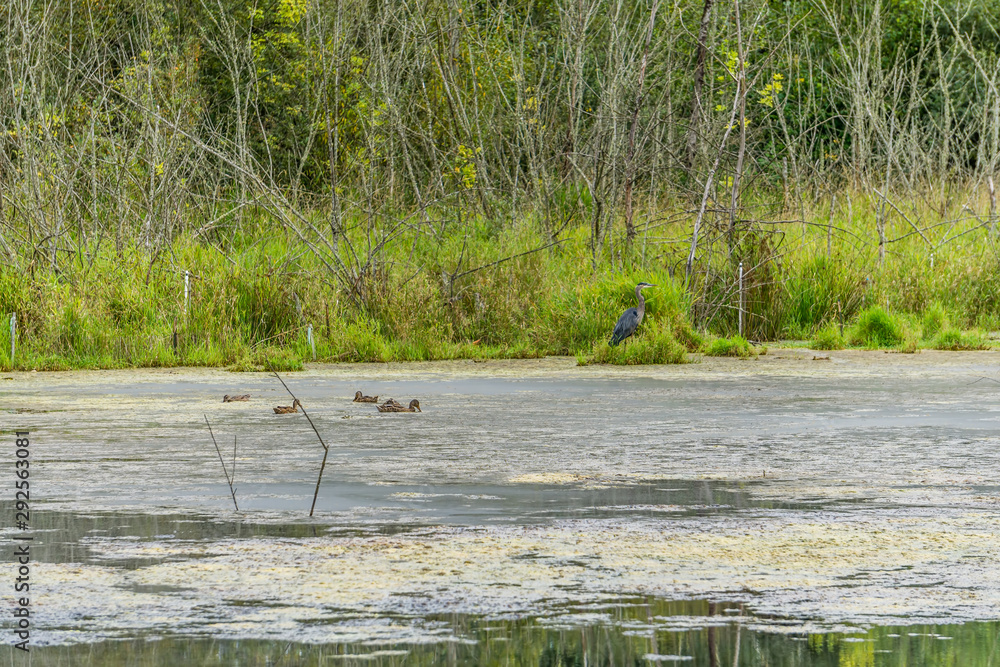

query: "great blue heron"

left=609, top=282, right=656, bottom=346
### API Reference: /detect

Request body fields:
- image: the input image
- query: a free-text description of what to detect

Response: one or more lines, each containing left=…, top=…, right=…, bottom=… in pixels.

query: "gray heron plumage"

left=609, top=282, right=656, bottom=346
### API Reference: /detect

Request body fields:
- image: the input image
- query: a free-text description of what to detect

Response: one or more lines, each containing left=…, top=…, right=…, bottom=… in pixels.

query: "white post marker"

left=9, top=313, right=15, bottom=365
left=930, top=253, right=934, bottom=270
left=308, top=324, right=316, bottom=361
left=184, top=270, right=190, bottom=315
left=738, top=261, right=744, bottom=337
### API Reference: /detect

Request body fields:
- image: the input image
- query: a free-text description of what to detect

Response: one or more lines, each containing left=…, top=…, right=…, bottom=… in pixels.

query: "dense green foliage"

left=932, top=328, right=989, bottom=350
left=848, top=307, right=906, bottom=348
left=810, top=324, right=846, bottom=351
left=1, top=0, right=999, bottom=368
left=0, top=208, right=994, bottom=371
left=703, top=335, right=757, bottom=358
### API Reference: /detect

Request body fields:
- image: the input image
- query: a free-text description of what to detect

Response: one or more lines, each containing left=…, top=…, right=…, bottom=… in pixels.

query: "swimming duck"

left=223, top=394, right=251, bottom=402
left=353, top=391, right=379, bottom=403
left=273, top=398, right=303, bottom=414
left=376, top=399, right=421, bottom=413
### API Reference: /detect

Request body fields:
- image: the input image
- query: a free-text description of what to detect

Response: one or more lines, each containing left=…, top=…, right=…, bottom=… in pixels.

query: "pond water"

left=16, top=599, right=1000, bottom=665
left=2, top=351, right=999, bottom=664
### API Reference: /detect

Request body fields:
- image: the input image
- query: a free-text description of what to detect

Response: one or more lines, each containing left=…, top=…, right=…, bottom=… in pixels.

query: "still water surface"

left=2, top=352, right=999, bottom=664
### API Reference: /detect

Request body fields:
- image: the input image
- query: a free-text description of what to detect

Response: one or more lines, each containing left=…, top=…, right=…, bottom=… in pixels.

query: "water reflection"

left=16, top=598, right=1000, bottom=665
left=2, top=477, right=865, bottom=567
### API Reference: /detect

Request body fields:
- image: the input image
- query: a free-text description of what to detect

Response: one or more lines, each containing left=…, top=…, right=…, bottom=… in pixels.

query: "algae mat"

left=1, top=350, right=1000, bottom=657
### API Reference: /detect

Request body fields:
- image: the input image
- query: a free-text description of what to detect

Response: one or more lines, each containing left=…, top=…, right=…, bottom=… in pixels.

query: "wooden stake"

left=989, top=176, right=996, bottom=234
left=738, top=262, right=744, bottom=337
left=827, top=193, right=836, bottom=259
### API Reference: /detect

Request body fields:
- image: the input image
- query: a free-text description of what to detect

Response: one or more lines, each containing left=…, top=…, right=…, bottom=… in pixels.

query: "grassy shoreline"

left=1, top=203, right=998, bottom=371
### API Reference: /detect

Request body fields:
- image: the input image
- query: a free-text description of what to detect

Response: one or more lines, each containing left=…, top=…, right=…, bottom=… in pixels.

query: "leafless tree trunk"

left=623, top=0, right=660, bottom=245
left=685, top=0, right=714, bottom=170
left=727, top=0, right=748, bottom=244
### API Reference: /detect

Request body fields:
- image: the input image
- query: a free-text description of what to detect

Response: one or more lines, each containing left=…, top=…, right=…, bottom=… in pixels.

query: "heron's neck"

left=635, top=286, right=646, bottom=318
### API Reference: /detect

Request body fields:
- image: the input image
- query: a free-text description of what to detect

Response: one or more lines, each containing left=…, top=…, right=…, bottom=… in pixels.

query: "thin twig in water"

left=966, top=376, right=1000, bottom=386
left=204, top=415, right=239, bottom=511
left=273, top=372, right=330, bottom=517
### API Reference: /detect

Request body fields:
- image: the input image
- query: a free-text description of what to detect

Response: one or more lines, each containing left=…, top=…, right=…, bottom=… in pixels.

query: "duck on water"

left=376, top=399, right=421, bottom=413
left=274, top=399, right=303, bottom=414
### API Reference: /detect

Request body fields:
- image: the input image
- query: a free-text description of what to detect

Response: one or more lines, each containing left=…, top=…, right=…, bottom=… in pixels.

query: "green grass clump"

left=810, top=324, right=846, bottom=350
left=579, top=319, right=688, bottom=365
left=783, top=255, right=865, bottom=338
left=849, top=307, right=905, bottom=348
left=229, top=346, right=304, bottom=372
left=921, top=302, right=949, bottom=340
left=671, top=317, right=704, bottom=352
left=932, top=329, right=990, bottom=351
left=703, top=335, right=756, bottom=358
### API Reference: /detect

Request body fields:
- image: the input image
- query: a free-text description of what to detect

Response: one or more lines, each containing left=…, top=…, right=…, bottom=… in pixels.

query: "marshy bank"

left=1, top=220, right=998, bottom=372
left=2, top=352, right=999, bottom=663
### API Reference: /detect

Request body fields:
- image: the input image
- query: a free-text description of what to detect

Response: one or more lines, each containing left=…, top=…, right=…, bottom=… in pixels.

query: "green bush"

left=703, top=335, right=756, bottom=358
left=580, top=319, right=688, bottom=365
left=932, top=329, right=990, bottom=351
left=671, top=316, right=704, bottom=352
left=849, top=307, right=905, bottom=348
left=232, top=271, right=301, bottom=343
left=783, top=255, right=865, bottom=335
left=921, top=303, right=949, bottom=340
left=810, top=324, right=846, bottom=350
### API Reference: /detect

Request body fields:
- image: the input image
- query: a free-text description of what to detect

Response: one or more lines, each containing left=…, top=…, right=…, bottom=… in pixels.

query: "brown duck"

left=353, top=391, right=379, bottom=403
left=376, top=399, right=421, bottom=413
left=223, top=394, right=251, bottom=402
left=273, top=398, right=303, bottom=414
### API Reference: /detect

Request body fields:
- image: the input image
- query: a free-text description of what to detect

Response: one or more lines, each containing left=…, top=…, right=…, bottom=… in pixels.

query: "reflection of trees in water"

left=708, top=601, right=719, bottom=667
left=21, top=596, right=1000, bottom=664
